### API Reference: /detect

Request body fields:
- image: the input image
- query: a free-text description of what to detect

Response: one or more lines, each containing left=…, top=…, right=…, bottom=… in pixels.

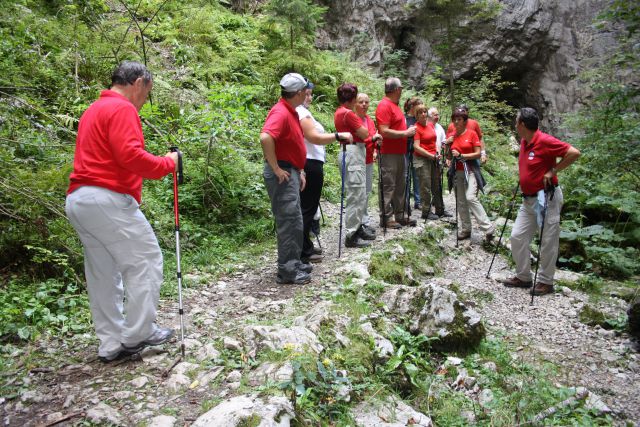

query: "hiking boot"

left=422, top=212, right=439, bottom=220
left=276, top=271, right=312, bottom=285
left=457, top=230, right=471, bottom=240
left=499, top=276, right=533, bottom=288
left=345, top=234, right=371, bottom=248
left=397, top=217, right=417, bottom=227
left=122, top=327, right=175, bottom=352
left=299, top=262, right=313, bottom=273
left=382, top=220, right=402, bottom=229
left=357, top=225, right=376, bottom=240
left=414, top=203, right=422, bottom=210
left=301, top=254, right=323, bottom=264
left=438, top=211, right=453, bottom=218
left=99, top=347, right=139, bottom=363
left=312, top=246, right=323, bottom=255
left=530, top=283, right=554, bottom=296
left=361, top=224, right=376, bottom=234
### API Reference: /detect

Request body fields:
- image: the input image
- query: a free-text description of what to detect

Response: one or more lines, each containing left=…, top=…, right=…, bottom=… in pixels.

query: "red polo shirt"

left=519, top=130, right=571, bottom=195
left=67, top=90, right=175, bottom=203
left=414, top=122, right=437, bottom=157
left=451, top=130, right=481, bottom=171
left=447, top=118, right=483, bottom=140
left=375, top=97, right=407, bottom=155
left=262, top=98, right=306, bottom=170
left=334, top=105, right=364, bottom=142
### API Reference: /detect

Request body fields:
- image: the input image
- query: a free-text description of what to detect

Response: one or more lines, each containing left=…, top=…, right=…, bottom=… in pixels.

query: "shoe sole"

left=502, top=282, right=532, bottom=288
left=99, top=348, right=140, bottom=363
left=122, top=331, right=175, bottom=352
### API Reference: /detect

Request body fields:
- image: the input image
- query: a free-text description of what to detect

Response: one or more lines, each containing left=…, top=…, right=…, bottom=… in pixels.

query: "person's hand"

left=446, top=159, right=451, bottom=167
left=338, top=132, right=353, bottom=143
left=445, top=136, right=454, bottom=145
left=543, top=168, right=556, bottom=189
left=275, top=167, right=290, bottom=184
left=373, top=150, right=378, bottom=162
left=481, top=153, right=488, bottom=164
left=451, top=149, right=461, bottom=158
left=300, top=171, right=306, bottom=191
left=372, top=133, right=382, bottom=143
left=405, top=126, right=417, bottom=137
left=165, top=152, right=179, bottom=170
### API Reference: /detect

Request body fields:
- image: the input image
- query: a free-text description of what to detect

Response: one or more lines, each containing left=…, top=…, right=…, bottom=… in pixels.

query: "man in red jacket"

left=66, top=61, right=178, bottom=362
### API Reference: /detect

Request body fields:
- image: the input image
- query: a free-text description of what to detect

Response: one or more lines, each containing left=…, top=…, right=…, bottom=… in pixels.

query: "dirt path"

left=2, top=191, right=638, bottom=426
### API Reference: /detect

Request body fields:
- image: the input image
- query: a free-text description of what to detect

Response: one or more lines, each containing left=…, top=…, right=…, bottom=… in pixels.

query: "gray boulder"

left=192, top=395, right=294, bottom=427
left=243, top=325, right=323, bottom=356
left=381, top=284, right=485, bottom=351
left=353, top=397, right=432, bottom=427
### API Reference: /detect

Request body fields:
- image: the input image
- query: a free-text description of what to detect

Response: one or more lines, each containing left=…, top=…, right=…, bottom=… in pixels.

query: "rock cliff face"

left=317, top=0, right=617, bottom=131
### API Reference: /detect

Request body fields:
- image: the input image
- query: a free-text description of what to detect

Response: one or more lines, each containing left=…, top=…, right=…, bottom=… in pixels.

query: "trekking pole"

left=486, top=182, right=520, bottom=278
left=403, top=152, right=412, bottom=222
left=530, top=186, right=554, bottom=305
left=454, top=158, right=459, bottom=248
left=376, top=141, right=386, bottom=236
left=338, top=142, right=347, bottom=258
left=170, top=147, right=186, bottom=358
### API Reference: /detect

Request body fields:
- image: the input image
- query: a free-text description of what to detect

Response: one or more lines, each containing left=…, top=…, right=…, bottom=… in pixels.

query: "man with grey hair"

left=375, top=77, right=417, bottom=228
left=66, top=61, right=179, bottom=362
left=260, top=73, right=314, bottom=285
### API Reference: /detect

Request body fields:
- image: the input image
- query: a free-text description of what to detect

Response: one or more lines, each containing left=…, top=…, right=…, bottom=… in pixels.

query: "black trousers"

left=300, top=159, right=324, bottom=259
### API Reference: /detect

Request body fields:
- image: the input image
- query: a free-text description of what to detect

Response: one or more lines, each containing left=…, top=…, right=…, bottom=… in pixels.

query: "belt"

left=522, top=193, right=537, bottom=198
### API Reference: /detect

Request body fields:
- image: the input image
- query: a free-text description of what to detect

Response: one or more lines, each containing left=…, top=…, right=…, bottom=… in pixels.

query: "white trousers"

left=454, top=170, right=492, bottom=233
left=66, top=186, right=163, bottom=357
left=510, top=187, right=564, bottom=285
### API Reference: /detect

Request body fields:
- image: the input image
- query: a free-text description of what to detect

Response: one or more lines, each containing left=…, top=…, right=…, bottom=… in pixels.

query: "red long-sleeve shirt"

left=68, top=90, right=175, bottom=203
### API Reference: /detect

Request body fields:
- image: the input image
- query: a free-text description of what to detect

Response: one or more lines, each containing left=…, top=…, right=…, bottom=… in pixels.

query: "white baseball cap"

left=279, top=73, right=312, bottom=92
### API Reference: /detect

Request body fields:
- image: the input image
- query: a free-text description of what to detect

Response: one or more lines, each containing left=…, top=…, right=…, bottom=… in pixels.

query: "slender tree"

left=417, top=0, right=500, bottom=114
left=265, top=0, right=327, bottom=53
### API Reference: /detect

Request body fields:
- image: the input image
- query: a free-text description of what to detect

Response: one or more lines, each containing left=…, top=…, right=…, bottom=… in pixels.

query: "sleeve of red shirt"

left=110, top=106, right=174, bottom=179
left=545, top=134, right=571, bottom=157
left=470, top=131, right=481, bottom=147
left=261, top=109, right=286, bottom=140
left=447, top=122, right=455, bottom=135
left=470, top=120, right=483, bottom=140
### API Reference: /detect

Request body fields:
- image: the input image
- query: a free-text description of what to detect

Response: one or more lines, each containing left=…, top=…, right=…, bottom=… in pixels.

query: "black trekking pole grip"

left=170, top=146, right=183, bottom=185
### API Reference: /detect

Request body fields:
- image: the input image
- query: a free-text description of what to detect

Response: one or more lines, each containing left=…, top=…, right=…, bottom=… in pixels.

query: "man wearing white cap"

left=260, top=73, right=314, bottom=284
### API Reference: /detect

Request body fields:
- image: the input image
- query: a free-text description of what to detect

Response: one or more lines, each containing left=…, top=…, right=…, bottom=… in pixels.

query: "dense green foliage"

left=0, top=0, right=380, bottom=341
left=560, top=2, right=640, bottom=280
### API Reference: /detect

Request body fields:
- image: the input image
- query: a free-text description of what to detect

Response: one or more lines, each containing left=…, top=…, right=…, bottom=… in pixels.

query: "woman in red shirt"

left=413, top=105, right=444, bottom=219
left=446, top=109, right=494, bottom=240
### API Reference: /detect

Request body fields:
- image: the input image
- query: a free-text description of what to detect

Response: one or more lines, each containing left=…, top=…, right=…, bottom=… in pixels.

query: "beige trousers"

left=454, top=170, right=492, bottom=233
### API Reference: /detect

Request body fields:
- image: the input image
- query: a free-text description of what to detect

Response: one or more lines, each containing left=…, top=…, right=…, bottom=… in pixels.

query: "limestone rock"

left=191, top=395, right=294, bottom=427
left=148, top=415, right=177, bottom=427
left=360, top=322, right=394, bottom=361
left=249, top=362, right=293, bottom=386
left=86, top=402, right=123, bottom=426
left=293, top=300, right=333, bottom=333
left=352, top=397, right=432, bottom=426
left=196, top=343, right=222, bottom=362
left=243, top=325, right=323, bottom=356
left=382, top=284, right=485, bottom=351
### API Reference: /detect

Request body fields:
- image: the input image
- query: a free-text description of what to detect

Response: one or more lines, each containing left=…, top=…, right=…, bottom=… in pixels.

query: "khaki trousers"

left=379, top=153, right=406, bottom=222
left=338, top=143, right=367, bottom=238
left=510, top=187, right=564, bottom=285
left=454, top=170, right=492, bottom=233
left=414, top=156, right=444, bottom=215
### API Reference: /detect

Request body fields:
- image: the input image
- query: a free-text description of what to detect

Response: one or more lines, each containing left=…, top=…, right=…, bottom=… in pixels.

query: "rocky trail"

left=1, top=192, right=638, bottom=427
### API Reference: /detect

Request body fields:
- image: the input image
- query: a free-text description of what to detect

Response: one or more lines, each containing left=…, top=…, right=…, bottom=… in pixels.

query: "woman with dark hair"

left=446, top=108, right=494, bottom=240
left=334, top=83, right=374, bottom=248
left=404, top=97, right=423, bottom=210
